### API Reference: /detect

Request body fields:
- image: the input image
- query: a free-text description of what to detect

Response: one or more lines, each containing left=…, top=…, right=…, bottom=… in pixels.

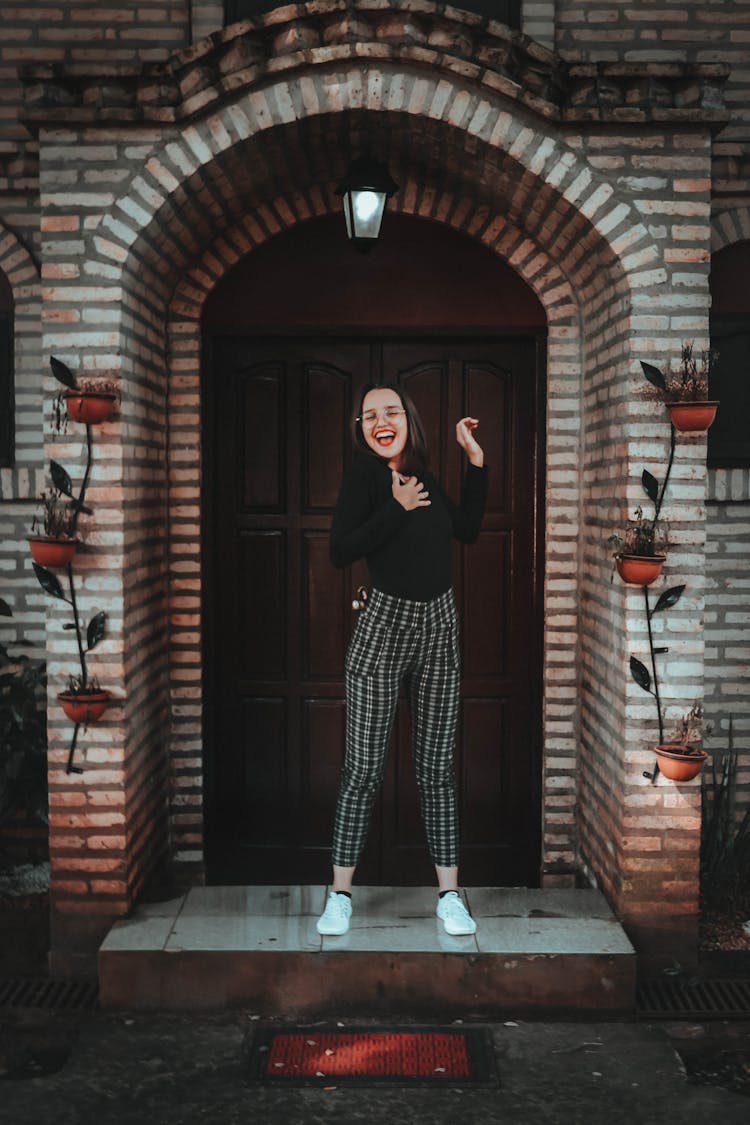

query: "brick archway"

left=141, top=102, right=639, bottom=891
left=712, top=207, right=750, bottom=252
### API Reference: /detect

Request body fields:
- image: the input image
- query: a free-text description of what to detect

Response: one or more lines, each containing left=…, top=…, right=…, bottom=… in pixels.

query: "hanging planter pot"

left=654, top=743, right=707, bottom=782
left=615, top=553, right=666, bottom=586
left=27, top=535, right=78, bottom=568
left=667, top=401, right=719, bottom=433
left=64, top=390, right=117, bottom=425
left=58, top=689, right=111, bottom=725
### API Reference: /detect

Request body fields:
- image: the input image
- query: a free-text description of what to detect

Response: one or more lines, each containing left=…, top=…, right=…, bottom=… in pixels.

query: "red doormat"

left=248, top=1026, right=497, bottom=1086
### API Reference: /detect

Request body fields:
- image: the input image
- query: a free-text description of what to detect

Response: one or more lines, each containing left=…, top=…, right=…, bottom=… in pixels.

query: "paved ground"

left=1, top=1008, right=749, bottom=1124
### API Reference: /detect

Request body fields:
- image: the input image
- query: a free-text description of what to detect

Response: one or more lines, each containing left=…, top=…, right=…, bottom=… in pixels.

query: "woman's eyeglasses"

left=357, top=407, right=406, bottom=425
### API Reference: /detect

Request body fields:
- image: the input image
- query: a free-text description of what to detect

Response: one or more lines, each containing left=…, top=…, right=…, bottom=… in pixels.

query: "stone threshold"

left=98, top=885, right=636, bottom=1015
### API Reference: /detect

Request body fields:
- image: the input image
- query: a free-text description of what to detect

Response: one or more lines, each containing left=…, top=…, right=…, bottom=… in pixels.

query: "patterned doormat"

left=247, top=1026, right=498, bottom=1086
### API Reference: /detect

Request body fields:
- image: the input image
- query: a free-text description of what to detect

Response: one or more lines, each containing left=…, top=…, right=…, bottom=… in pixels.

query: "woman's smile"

left=373, top=425, right=397, bottom=448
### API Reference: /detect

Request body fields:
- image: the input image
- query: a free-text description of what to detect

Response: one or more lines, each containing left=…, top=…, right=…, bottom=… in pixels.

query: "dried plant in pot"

left=27, top=486, right=79, bottom=568
left=655, top=703, right=710, bottom=782
left=641, top=342, right=719, bottom=433
left=51, top=357, right=119, bottom=431
left=57, top=673, right=111, bottom=727
left=609, top=506, right=668, bottom=586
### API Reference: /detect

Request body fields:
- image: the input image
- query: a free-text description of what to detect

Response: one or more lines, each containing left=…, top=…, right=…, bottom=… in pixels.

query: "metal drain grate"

left=0, top=977, right=98, bottom=1011
left=638, top=978, right=750, bottom=1019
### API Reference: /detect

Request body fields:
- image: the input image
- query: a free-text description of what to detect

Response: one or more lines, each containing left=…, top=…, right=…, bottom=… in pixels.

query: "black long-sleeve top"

left=330, top=453, right=488, bottom=601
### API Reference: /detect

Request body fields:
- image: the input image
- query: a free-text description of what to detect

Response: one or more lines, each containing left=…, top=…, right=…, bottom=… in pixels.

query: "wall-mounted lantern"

left=336, top=154, right=398, bottom=253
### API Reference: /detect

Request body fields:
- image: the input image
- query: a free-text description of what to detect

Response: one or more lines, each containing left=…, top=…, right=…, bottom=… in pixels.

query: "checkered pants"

left=331, top=587, right=461, bottom=868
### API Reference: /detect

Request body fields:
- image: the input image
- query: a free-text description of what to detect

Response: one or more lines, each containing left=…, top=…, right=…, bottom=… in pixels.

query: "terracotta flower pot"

left=667, top=401, right=719, bottom=433
left=28, top=536, right=78, bottom=567
left=58, top=690, right=111, bottom=725
left=615, top=554, right=666, bottom=586
left=655, top=743, right=707, bottom=782
left=64, top=391, right=116, bottom=425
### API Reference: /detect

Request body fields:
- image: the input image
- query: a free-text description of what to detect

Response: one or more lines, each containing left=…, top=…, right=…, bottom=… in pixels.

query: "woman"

left=316, top=382, right=488, bottom=937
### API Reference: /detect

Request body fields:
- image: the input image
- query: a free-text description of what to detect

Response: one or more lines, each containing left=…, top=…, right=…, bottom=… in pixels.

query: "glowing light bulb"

left=353, top=190, right=380, bottom=223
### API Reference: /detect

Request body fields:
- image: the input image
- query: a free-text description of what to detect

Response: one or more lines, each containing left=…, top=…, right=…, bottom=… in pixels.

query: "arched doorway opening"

left=201, top=213, right=547, bottom=886
left=709, top=240, right=750, bottom=467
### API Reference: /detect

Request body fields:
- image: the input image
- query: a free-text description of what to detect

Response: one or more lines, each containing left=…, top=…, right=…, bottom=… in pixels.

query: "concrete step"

left=98, top=885, right=636, bottom=1015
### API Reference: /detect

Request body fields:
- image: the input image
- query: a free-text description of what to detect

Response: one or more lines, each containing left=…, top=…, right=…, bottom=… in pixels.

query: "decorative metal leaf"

left=629, top=655, right=652, bottom=693
left=32, top=561, right=66, bottom=601
left=70, top=498, right=93, bottom=516
left=50, top=356, right=77, bottom=389
left=641, top=361, right=666, bottom=392
left=0, top=597, right=11, bottom=617
left=641, top=469, right=659, bottom=504
left=86, top=611, right=106, bottom=650
left=50, top=459, right=74, bottom=497
left=653, top=585, right=686, bottom=614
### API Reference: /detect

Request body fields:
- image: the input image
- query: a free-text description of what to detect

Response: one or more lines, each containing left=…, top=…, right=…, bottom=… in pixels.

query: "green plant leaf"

left=653, top=585, right=686, bottom=614
left=32, top=561, right=66, bottom=601
left=50, top=459, right=74, bottom=497
left=86, top=611, right=106, bottom=650
left=629, top=655, right=652, bottom=693
left=641, top=470, right=659, bottom=504
left=0, top=597, right=12, bottom=617
left=641, top=361, right=666, bottom=392
left=50, top=356, right=77, bottom=389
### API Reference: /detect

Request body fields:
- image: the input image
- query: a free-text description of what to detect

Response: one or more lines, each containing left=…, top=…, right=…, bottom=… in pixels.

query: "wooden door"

left=204, top=335, right=542, bottom=885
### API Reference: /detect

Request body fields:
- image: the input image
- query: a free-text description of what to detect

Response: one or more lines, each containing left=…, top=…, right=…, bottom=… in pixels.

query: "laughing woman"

left=316, top=382, right=488, bottom=938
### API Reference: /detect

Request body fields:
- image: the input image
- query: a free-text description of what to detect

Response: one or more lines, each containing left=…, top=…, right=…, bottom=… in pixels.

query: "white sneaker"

left=316, top=891, right=352, bottom=935
left=436, top=891, right=476, bottom=936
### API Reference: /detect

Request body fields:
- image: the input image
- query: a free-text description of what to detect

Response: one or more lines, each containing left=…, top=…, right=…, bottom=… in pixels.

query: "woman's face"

left=359, top=387, right=409, bottom=469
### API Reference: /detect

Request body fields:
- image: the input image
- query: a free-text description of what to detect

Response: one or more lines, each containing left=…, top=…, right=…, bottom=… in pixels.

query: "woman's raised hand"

left=455, top=417, right=484, bottom=467
left=391, top=470, right=431, bottom=511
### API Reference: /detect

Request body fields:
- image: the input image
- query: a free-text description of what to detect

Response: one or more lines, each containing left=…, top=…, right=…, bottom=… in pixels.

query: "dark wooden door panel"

left=303, top=366, right=351, bottom=510
left=463, top=532, right=508, bottom=679
left=207, top=339, right=373, bottom=882
left=381, top=340, right=539, bottom=884
left=301, top=699, right=346, bottom=846
left=240, top=364, right=285, bottom=511
left=205, top=334, right=542, bottom=886
left=239, top=530, right=287, bottom=679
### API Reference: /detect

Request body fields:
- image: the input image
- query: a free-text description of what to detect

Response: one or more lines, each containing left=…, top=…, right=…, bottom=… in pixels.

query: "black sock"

left=334, top=890, right=352, bottom=899
left=438, top=889, right=458, bottom=899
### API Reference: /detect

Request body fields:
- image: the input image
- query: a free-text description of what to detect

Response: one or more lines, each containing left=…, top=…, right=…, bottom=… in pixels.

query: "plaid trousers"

left=331, top=587, right=461, bottom=868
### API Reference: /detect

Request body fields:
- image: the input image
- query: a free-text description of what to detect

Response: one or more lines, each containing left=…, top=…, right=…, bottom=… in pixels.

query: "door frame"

left=200, top=326, right=548, bottom=885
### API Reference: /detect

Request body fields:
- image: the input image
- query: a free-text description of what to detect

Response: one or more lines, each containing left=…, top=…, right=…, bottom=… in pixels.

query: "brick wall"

left=202, top=2, right=556, bottom=49
left=35, top=25, right=713, bottom=974
left=0, top=1, right=745, bottom=969
left=555, top=4, right=750, bottom=225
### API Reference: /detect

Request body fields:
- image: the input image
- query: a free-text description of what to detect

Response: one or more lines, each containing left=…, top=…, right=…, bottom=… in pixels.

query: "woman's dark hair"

left=351, top=382, right=430, bottom=477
